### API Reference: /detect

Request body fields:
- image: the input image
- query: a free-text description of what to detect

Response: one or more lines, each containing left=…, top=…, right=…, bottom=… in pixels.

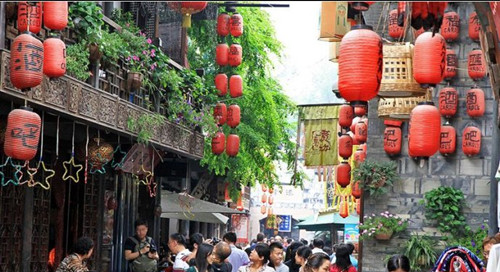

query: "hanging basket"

left=127, top=72, right=143, bottom=91
left=378, top=89, right=432, bottom=120
left=88, top=43, right=103, bottom=63
left=379, top=42, right=427, bottom=97
left=374, top=230, right=393, bottom=240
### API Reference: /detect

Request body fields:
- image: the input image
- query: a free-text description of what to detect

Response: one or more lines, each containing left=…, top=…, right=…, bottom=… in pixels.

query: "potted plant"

left=352, top=159, right=398, bottom=197
left=66, top=41, right=92, bottom=81
left=359, top=211, right=408, bottom=240
left=404, top=234, right=438, bottom=272
left=68, top=2, right=104, bottom=62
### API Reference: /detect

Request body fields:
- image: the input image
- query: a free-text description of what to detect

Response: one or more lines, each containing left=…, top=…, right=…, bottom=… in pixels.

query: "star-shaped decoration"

left=23, top=161, right=39, bottom=187
left=132, top=173, right=148, bottom=185
left=62, top=156, right=83, bottom=183
left=142, top=165, right=156, bottom=197
left=32, top=160, right=55, bottom=190
left=0, top=157, right=23, bottom=187
left=111, top=145, right=127, bottom=169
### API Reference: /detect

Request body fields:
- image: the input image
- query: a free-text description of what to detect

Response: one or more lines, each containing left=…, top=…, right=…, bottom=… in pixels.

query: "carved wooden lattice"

left=31, top=187, right=51, bottom=272
left=0, top=185, right=25, bottom=271
left=82, top=177, right=100, bottom=270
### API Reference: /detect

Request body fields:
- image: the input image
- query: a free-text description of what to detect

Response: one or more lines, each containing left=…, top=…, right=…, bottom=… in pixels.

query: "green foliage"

left=353, top=160, right=398, bottom=197
left=127, top=113, right=165, bottom=145
left=68, top=2, right=104, bottom=44
left=447, top=224, right=488, bottom=257
left=66, top=41, right=91, bottom=81
left=359, top=211, right=408, bottom=239
left=404, top=234, right=438, bottom=272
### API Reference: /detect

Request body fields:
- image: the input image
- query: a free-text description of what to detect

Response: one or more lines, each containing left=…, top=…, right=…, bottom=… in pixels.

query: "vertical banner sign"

left=302, top=106, right=340, bottom=166
left=325, top=167, right=336, bottom=209
left=278, top=215, right=292, bottom=232
left=231, top=214, right=249, bottom=243
left=344, top=223, right=360, bottom=242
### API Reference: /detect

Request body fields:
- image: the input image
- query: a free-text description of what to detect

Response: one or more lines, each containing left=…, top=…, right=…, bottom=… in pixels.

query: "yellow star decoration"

left=63, top=157, right=83, bottom=183
left=141, top=165, right=157, bottom=197
left=31, top=161, right=55, bottom=190
left=0, top=157, right=23, bottom=186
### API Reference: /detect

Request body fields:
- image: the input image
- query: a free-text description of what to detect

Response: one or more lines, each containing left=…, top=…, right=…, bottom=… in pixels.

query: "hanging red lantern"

left=389, top=9, right=404, bottom=40
left=261, top=183, right=267, bottom=192
left=269, top=187, right=274, bottom=194
left=167, top=2, right=208, bottom=28
left=354, top=121, right=368, bottom=143
left=384, top=126, right=402, bottom=156
left=463, top=126, right=481, bottom=156
left=356, top=199, right=361, bottom=215
left=236, top=192, right=244, bottom=211
left=349, top=2, right=375, bottom=11
left=441, top=11, right=460, bottom=42
left=350, top=116, right=361, bottom=133
left=408, top=102, right=441, bottom=158
left=352, top=182, right=362, bottom=199
left=211, top=132, right=225, bottom=155
left=354, top=104, right=367, bottom=117
left=228, top=44, right=242, bottom=67
left=227, top=105, right=241, bottom=128
left=360, top=143, right=367, bottom=153
left=339, top=104, right=354, bottom=128
left=438, top=86, right=458, bottom=118
left=230, top=12, right=243, bottom=37
left=339, top=25, right=383, bottom=105
left=215, top=74, right=228, bottom=96
left=466, top=88, right=485, bottom=117
left=4, top=106, right=41, bottom=161
left=43, top=1, right=68, bottom=30
left=17, top=2, right=42, bottom=34
left=468, top=49, right=486, bottom=80
left=348, top=131, right=359, bottom=145
left=214, top=103, right=227, bottom=126
left=353, top=148, right=366, bottom=164
left=268, top=195, right=274, bottom=205
left=260, top=205, right=266, bottom=214
left=339, top=197, right=349, bottom=218
left=217, top=12, right=230, bottom=36
left=468, top=12, right=480, bottom=41
left=224, top=183, right=232, bottom=202
left=268, top=206, right=273, bottom=215
left=43, top=37, right=66, bottom=78
left=413, top=32, right=446, bottom=87
left=336, top=162, right=351, bottom=188
left=226, top=134, right=240, bottom=157
left=339, top=134, right=353, bottom=160
left=229, top=75, right=243, bottom=98
left=444, top=48, right=457, bottom=80
left=216, top=43, right=229, bottom=66
left=261, top=194, right=267, bottom=204
left=10, top=33, right=43, bottom=91
left=440, top=124, right=456, bottom=156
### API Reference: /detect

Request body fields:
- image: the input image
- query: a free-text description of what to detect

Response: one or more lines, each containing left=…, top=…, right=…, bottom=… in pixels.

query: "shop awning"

left=161, top=191, right=245, bottom=215
left=296, top=213, right=359, bottom=231
left=161, top=212, right=229, bottom=224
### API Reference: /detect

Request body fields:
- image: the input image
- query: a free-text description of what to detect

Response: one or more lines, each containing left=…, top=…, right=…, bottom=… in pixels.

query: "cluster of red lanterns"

left=384, top=120, right=402, bottom=156
left=410, top=2, right=447, bottom=31
left=260, top=184, right=274, bottom=215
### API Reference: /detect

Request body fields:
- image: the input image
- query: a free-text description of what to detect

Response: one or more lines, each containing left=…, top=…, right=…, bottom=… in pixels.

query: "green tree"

left=188, top=7, right=300, bottom=197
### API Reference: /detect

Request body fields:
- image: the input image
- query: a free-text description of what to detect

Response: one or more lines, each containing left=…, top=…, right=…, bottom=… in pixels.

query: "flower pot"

left=88, top=43, right=103, bottom=63
left=127, top=72, right=143, bottom=91
left=374, top=230, right=393, bottom=240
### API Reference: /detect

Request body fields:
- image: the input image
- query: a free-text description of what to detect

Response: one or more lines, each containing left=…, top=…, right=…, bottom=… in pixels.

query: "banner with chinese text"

left=302, top=106, right=339, bottom=166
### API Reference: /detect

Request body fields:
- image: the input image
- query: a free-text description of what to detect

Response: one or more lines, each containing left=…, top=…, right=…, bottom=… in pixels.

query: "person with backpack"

left=124, top=219, right=159, bottom=272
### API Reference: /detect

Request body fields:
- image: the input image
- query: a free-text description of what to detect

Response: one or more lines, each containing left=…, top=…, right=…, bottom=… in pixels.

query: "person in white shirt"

left=311, top=239, right=327, bottom=256
left=168, top=233, right=191, bottom=272
left=269, top=242, right=289, bottom=272
left=238, top=243, right=275, bottom=272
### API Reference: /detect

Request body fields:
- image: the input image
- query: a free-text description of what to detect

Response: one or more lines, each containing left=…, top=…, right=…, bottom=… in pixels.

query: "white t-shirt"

left=173, top=248, right=191, bottom=271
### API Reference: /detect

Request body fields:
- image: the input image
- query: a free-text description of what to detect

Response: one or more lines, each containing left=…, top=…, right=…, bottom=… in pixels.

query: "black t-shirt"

left=210, top=262, right=232, bottom=272
left=124, top=235, right=158, bottom=253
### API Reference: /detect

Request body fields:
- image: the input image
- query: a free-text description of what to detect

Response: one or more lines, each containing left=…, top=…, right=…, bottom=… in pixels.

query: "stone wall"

left=361, top=2, right=499, bottom=272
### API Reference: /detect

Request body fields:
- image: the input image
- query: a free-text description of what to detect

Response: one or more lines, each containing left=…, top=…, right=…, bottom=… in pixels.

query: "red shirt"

left=330, top=265, right=357, bottom=272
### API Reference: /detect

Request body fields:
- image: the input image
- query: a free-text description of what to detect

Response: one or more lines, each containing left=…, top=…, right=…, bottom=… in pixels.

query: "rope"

left=56, top=116, right=60, bottom=159
left=71, top=122, right=75, bottom=156
left=39, top=111, right=44, bottom=161
left=84, top=125, right=89, bottom=184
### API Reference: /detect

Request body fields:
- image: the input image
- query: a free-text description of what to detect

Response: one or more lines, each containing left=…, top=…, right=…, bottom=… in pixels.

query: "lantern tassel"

left=182, top=14, right=192, bottom=28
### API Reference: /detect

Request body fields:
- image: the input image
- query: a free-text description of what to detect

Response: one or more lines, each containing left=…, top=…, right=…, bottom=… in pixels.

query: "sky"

left=266, top=1, right=344, bottom=105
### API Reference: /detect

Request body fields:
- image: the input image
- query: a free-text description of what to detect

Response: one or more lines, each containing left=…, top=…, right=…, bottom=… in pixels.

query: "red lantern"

left=338, top=134, right=353, bottom=160
left=217, top=13, right=230, bottom=36
left=10, top=33, right=43, bottom=91
left=408, top=102, right=441, bottom=158
left=211, top=132, right=225, bottom=155
left=350, top=2, right=375, bottom=11
left=229, top=75, right=243, bottom=98
left=389, top=9, right=404, bottom=40
left=260, top=205, right=266, bottom=214
left=468, top=49, right=486, bottom=80
left=227, top=105, right=241, bottom=128
left=214, top=103, right=227, bottom=125
left=440, top=124, right=456, bottom=156
left=43, top=1, right=68, bottom=30
left=230, top=12, right=243, bottom=37
left=463, top=126, right=481, bottom=156
left=354, top=148, right=366, bottom=164
left=441, top=12, right=460, bottom=42
left=236, top=192, right=244, bottom=211
left=339, top=25, right=383, bottom=105
left=350, top=116, right=361, bottom=133
left=215, top=74, right=228, bottom=96
left=339, top=104, right=354, bottom=128
left=466, top=88, right=485, bottom=117
left=228, top=44, right=242, bottom=67
left=356, top=199, right=361, bottom=215
left=468, top=12, right=480, bottom=41
left=269, top=187, right=274, bottom=194
left=226, top=134, right=240, bottom=157
left=167, top=2, right=208, bottom=28
left=268, top=206, right=273, bottom=215
left=216, top=44, right=229, bottom=66
left=354, top=104, right=367, bottom=117
left=224, top=183, right=232, bottom=202
left=261, top=194, right=267, bottom=204
left=43, top=37, right=66, bottom=78
left=384, top=126, right=402, bottom=156
left=438, top=86, right=458, bottom=118
left=339, top=197, right=349, bottom=218
left=413, top=32, right=446, bottom=87
left=268, top=195, right=274, bottom=205
left=4, top=107, right=41, bottom=161
left=336, top=162, right=351, bottom=188
left=352, top=182, right=362, bottom=199
left=354, top=121, right=367, bottom=143
left=17, top=2, right=42, bottom=34
left=348, top=131, right=359, bottom=145
left=261, top=184, right=267, bottom=192
left=444, top=48, right=457, bottom=80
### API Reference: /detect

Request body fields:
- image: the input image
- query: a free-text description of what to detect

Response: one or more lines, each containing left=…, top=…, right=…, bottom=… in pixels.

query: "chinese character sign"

left=302, top=105, right=339, bottom=166
left=278, top=215, right=292, bottom=232
left=232, top=214, right=249, bottom=243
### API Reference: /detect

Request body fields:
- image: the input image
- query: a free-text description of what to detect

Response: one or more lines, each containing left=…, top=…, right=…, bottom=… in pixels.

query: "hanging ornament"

left=229, top=75, right=243, bottom=98
left=0, top=157, right=24, bottom=187
left=350, top=116, right=361, bottom=134
left=408, top=102, right=441, bottom=159
left=10, top=33, right=43, bottom=91
left=261, top=183, right=268, bottom=192
left=88, top=132, right=114, bottom=175
left=338, top=134, right=353, bottom=160
left=17, top=2, right=42, bottom=34
left=216, top=43, right=229, bottom=66
left=339, top=104, right=354, bottom=128
left=356, top=199, right=361, bottom=215
left=444, top=48, right=457, bottom=80
left=237, top=191, right=244, bottom=211
left=268, top=206, right=273, bottom=215
left=43, top=1, right=68, bottom=30
left=468, top=49, right=486, bottom=80
left=228, top=44, right=242, bottom=67
left=226, top=134, right=240, bottom=157
left=336, top=162, right=351, bottom=188
left=227, top=105, right=241, bottom=128
left=388, top=9, right=404, bottom=40
left=31, top=112, right=54, bottom=190
left=215, top=73, right=228, bottom=96
left=441, top=11, right=460, bottom=42
left=224, top=183, right=232, bottom=202
left=468, top=12, right=480, bottom=41
left=43, top=37, right=66, bottom=78
left=110, top=140, right=127, bottom=169
left=211, top=132, right=225, bottom=155
left=230, top=12, right=243, bottom=37
left=438, top=86, right=458, bottom=118
left=439, top=123, right=456, bottom=156
left=217, top=13, right=230, bottom=37
left=62, top=122, right=84, bottom=183
left=463, top=126, right=481, bottom=156
left=261, top=194, right=267, bottom=204
left=4, top=106, right=41, bottom=161
left=354, top=120, right=368, bottom=144
left=353, top=148, right=366, bottom=164
left=466, top=87, right=485, bottom=117
left=260, top=205, right=267, bottom=215
left=167, top=2, right=208, bottom=28
left=413, top=32, right=446, bottom=88
left=268, top=195, right=274, bottom=205
left=339, top=197, right=349, bottom=218
left=214, top=102, right=227, bottom=126
left=352, top=181, right=362, bottom=199
left=384, top=120, right=403, bottom=156
left=354, top=104, right=367, bottom=117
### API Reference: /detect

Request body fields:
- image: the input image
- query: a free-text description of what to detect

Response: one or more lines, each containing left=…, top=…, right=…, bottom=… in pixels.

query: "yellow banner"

left=304, top=119, right=338, bottom=166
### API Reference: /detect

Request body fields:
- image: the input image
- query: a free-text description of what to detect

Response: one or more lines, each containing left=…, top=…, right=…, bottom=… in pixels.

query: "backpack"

left=129, top=236, right=158, bottom=272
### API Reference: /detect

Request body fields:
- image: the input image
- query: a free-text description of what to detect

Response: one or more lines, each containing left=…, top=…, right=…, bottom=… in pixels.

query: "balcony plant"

left=66, top=41, right=91, bottom=81
left=68, top=2, right=104, bottom=62
left=353, top=160, right=398, bottom=197
left=359, top=211, right=408, bottom=240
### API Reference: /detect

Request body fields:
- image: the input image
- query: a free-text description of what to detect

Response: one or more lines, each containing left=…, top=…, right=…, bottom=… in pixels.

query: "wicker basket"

left=378, top=89, right=432, bottom=120
left=379, top=42, right=427, bottom=97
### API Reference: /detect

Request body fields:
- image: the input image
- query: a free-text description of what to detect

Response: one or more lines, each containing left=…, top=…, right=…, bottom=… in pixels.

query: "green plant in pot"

left=359, top=211, right=408, bottom=240
left=404, top=234, right=438, bottom=272
left=353, top=160, right=398, bottom=197
left=68, top=2, right=104, bottom=62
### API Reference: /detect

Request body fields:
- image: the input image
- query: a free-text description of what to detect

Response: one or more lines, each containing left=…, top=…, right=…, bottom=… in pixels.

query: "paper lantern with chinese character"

left=4, top=106, right=41, bottom=161
left=350, top=116, right=360, bottom=133
left=268, top=195, right=274, bottom=205
left=261, top=194, right=267, bottom=204
left=413, top=32, right=446, bottom=87
left=348, top=131, right=359, bottom=145
left=444, top=48, right=457, bottom=80
left=463, top=126, right=481, bottom=156
left=352, top=182, right=362, bottom=199
left=43, top=1, right=68, bottom=30
left=354, top=104, right=367, bottom=117
left=354, top=148, right=366, bottom=164
left=441, top=12, right=460, bottom=42
left=466, top=88, right=485, bottom=117
left=260, top=205, right=266, bottom=214
left=229, top=75, right=243, bottom=98
left=339, top=25, right=383, bottom=106
left=226, top=134, right=240, bottom=157
left=217, top=13, right=230, bottom=36
left=468, top=49, right=486, bottom=80
left=216, top=44, right=229, bottom=66
left=214, top=103, right=227, bottom=125
left=261, top=184, right=267, bottom=192
left=389, top=9, right=404, bottom=40
left=215, top=74, right=228, bottom=96
left=339, top=104, right=354, bottom=128
left=230, top=12, right=243, bottom=37
left=354, top=121, right=367, bottom=143
left=349, top=2, right=375, bottom=11
left=211, top=132, right=225, bottom=155
left=268, top=206, right=273, bottom=215
left=339, top=134, right=353, bottom=160
left=10, top=33, right=43, bottom=91
left=17, top=2, right=42, bottom=34
left=167, top=2, right=208, bottom=28
left=438, top=87, right=458, bottom=118
left=439, top=124, right=456, bottom=156
left=336, top=162, right=351, bottom=187
left=228, top=44, right=242, bottom=67
left=468, top=12, right=480, bottom=41
left=227, top=105, right=240, bottom=128
left=43, top=37, right=66, bottom=78
left=339, top=197, right=349, bottom=218
left=408, top=102, right=441, bottom=158
left=384, top=125, right=402, bottom=156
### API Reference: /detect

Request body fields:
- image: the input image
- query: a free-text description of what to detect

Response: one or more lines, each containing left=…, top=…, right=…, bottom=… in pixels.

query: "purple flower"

left=143, top=50, right=147, bottom=55
left=481, top=224, right=485, bottom=230
left=151, top=49, right=156, bottom=57
left=150, top=64, right=156, bottom=70
left=132, top=55, right=139, bottom=61
left=147, top=38, right=152, bottom=44
left=471, top=240, right=476, bottom=247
